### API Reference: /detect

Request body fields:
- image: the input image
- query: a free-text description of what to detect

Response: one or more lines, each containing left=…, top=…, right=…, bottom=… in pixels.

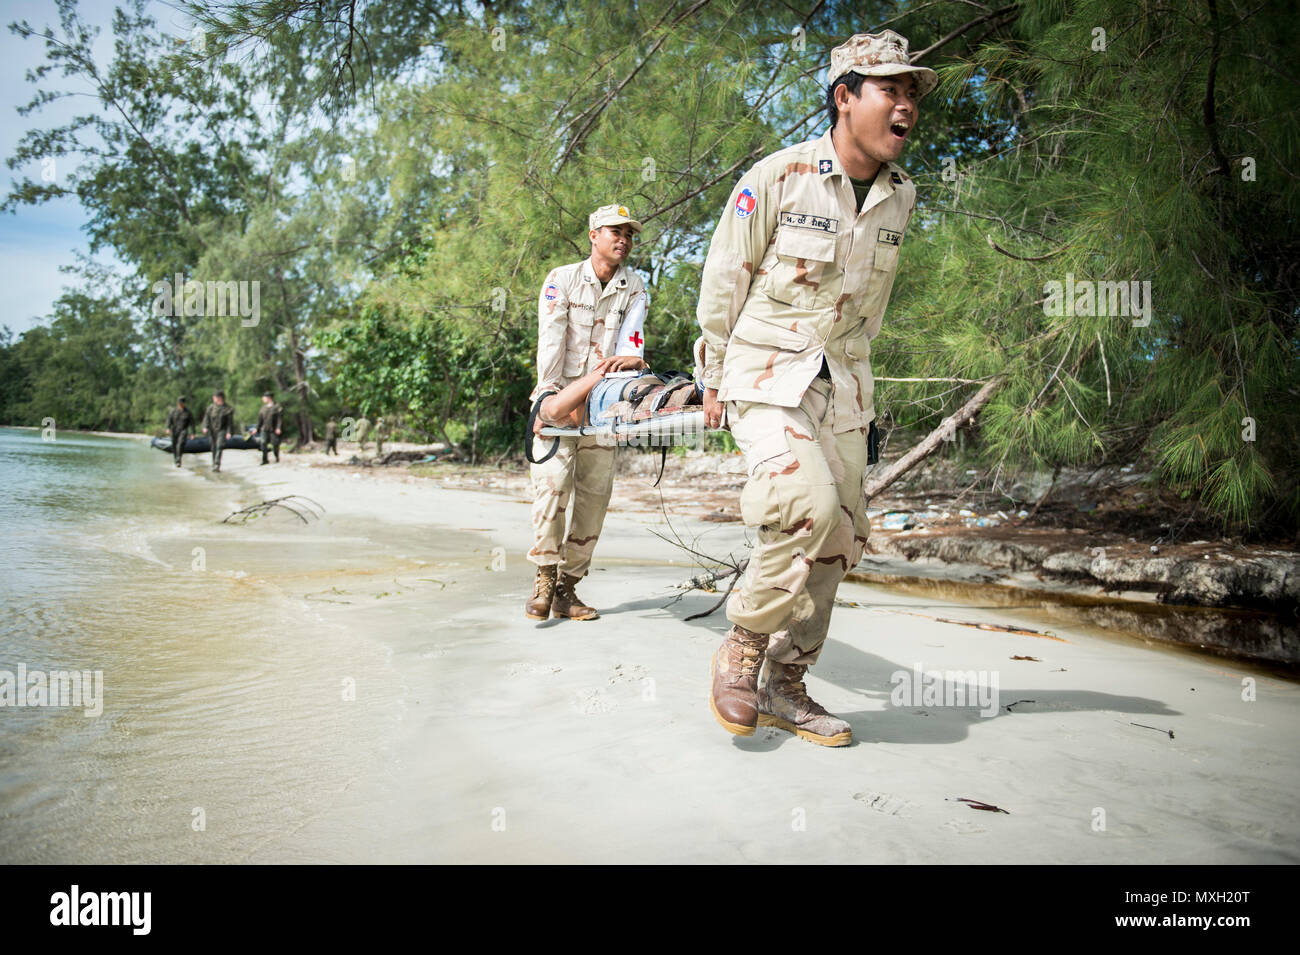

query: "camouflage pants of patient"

left=527, top=434, right=617, bottom=577
left=725, top=378, right=871, bottom=664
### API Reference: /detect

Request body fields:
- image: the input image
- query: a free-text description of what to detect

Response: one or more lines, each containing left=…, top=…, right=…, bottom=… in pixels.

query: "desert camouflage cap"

left=830, top=30, right=938, bottom=99
left=589, top=203, right=643, bottom=234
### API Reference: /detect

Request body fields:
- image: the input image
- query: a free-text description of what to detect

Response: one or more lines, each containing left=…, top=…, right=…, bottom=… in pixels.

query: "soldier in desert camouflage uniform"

left=698, top=31, right=936, bottom=746
left=526, top=203, right=649, bottom=621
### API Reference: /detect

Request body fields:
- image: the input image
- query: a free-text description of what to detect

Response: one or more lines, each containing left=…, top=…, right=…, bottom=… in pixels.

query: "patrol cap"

left=177, top=396, right=187, bottom=403
left=829, top=30, right=938, bottom=100
left=588, top=203, right=643, bottom=234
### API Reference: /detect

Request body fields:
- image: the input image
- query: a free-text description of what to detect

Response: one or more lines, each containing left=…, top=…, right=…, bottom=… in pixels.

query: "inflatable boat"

left=151, top=434, right=262, bottom=454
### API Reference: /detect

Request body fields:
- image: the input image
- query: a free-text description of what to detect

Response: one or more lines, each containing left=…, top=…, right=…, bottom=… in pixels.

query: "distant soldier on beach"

left=165, top=396, right=192, bottom=468
left=697, top=31, right=935, bottom=746
left=374, top=416, right=386, bottom=457
left=324, top=417, right=339, bottom=455
left=355, top=414, right=371, bottom=452
left=525, top=202, right=649, bottom=621
left=201, top=391, right=235, bottom=473
left=253, top=391, right=283, bottom=465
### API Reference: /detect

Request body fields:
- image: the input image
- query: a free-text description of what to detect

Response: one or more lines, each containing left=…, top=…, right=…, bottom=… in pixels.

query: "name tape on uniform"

left=877, top=228, right=902, bottom=246
left=780, top=211, right=838, bottom=235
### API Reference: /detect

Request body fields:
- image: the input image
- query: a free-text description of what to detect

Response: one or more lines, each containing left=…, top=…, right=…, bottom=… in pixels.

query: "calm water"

left=0, top=427, right=403, bottom=862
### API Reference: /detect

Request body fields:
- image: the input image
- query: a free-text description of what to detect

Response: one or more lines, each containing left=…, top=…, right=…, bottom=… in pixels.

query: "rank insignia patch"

left=890, top=172, right=904, bottom=184
left=818, top=159, right=833, bottom=174
left=734, top=187, right=757, bottom=219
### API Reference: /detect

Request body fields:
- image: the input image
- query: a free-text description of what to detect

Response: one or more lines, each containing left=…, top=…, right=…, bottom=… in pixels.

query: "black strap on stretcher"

left=525, top=391, right=560, bottom=465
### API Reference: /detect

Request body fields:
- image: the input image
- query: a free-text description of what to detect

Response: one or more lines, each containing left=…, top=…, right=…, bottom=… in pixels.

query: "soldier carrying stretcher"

left=525, top=203, right=650, bottom=622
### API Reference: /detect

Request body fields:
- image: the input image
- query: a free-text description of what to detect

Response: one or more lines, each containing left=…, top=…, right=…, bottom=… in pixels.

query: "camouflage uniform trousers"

left=170, top=430, right=187, bottom=466
left=259, top=431, right=281, bottom=463
left=527, top=434, right=617, bottom=578
left=725, top=378, right=871, bottom=664
left=210, top=432, right=226, bottom=469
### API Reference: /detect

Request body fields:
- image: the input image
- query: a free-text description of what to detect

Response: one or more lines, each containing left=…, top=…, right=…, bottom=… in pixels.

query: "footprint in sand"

left=571, top=688, right=617, bottom=715
left=606, top=663, right=647, bottom=685
left=941, top=818, right=988, bottom=835
left=506, top=662, right=563, bottom=677
left=853, top=791, right=911, bottom=816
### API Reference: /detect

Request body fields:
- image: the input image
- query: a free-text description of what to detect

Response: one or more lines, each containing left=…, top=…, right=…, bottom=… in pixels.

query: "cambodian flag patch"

left=734, top=187, right=756, bottom=219
left=543, top=284, right=559, bottom=301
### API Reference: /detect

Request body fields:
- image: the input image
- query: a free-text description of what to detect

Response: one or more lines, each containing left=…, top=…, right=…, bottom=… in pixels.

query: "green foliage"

left=874, top=0, right=1299, bottom=530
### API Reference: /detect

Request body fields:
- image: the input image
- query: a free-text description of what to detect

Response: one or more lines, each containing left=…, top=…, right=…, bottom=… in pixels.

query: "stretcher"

left=537, top=409, right=709, bottom=439
left=526, top=369, right=713, bottom=472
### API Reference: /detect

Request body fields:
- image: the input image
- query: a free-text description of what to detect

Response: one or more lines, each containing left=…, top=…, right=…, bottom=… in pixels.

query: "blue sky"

left=0, top=1, right=174, bottom=336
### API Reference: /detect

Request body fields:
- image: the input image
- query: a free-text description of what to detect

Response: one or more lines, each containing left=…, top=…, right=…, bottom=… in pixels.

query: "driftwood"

left=222, top=495, right=325, bottom=525
left=863, top=377, right=1002, bottom=503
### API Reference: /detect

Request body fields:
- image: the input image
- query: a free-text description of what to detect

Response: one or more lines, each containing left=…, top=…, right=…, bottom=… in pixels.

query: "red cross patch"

left=628, top=331, right=643, bottom=348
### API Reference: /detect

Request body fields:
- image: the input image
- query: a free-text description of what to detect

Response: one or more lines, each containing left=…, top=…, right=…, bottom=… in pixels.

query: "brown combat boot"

left=550, top=573, right=598, bottom=620
left=758, top=660, right=852, bottom=747
left=525, top=565, right=557, bottom=620
left=709, top=624, right=769, bottom=737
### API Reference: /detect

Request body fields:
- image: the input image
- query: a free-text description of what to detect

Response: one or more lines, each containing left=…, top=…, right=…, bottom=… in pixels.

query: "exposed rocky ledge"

left=872, top=533, right=1300, bottom=612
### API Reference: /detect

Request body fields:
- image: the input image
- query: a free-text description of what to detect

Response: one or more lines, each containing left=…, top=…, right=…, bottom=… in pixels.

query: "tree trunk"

left=274, top=266, right=313, bottom=448
left=286, top=323, right=313, bottom=446
left=863, top=377, right=1002, bottom=503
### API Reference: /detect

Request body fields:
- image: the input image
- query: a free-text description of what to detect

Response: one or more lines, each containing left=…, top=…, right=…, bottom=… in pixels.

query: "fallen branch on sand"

left=222, top=495, right=325, bottom=525
left=1129, top=721, right=1176, bottom=740
left=952, top=797, right=1010, bottom=814
left=656, top=490, right=749, bottom=619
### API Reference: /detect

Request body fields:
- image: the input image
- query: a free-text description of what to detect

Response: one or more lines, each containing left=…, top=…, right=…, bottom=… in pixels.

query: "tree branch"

left=863, top=377, right=1002, bottom=503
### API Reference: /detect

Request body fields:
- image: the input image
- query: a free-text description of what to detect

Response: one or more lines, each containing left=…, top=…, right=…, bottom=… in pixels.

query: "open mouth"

left=890, top=122, right=909, bottom=140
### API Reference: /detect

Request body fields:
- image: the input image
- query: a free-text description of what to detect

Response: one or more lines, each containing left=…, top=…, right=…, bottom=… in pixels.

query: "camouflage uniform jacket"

left=532, top=259, right=647, bottom=402
left=202, top=402, right=234, bottom=436
left=166, top=407, right=193, bottom=433
left=255, top=402, right=282, bottom=433
left=696, top=128, right=916, bottom=432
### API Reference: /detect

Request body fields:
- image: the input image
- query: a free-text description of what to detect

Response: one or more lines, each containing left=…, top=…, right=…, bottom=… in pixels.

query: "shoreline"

left=151, top=429, right=1299, bottom=668
left=68, top=424, right=1300, bottom=601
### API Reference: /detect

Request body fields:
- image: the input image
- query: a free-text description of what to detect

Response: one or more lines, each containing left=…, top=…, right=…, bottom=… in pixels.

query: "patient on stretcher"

left=533, top=353, right=704, bottom=435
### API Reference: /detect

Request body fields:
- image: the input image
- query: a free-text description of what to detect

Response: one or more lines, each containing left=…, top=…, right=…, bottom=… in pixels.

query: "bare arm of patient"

left=533, top=355, right=647, bottom=434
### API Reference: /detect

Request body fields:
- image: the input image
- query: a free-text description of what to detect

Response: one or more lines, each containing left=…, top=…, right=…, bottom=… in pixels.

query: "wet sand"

left=185, top=445, right=1300, bottom=863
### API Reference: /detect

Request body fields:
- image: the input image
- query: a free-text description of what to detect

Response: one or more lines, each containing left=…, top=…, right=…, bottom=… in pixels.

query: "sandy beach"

left=124, top=438, right=1298, bottom=865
